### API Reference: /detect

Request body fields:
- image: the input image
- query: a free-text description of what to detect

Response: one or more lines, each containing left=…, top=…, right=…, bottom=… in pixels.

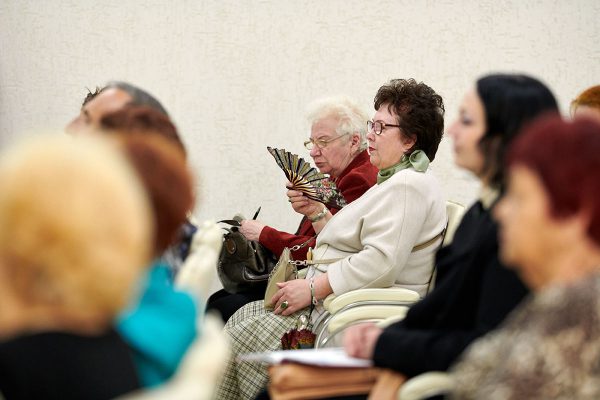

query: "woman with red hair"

left=571, top=84, right=600, bottom=122
left=452, top=116, right=600, bottom=399
left=101, top=106, right=199, bottom=388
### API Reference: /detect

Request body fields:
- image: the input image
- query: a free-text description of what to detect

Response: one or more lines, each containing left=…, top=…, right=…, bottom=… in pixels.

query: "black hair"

left=476, top=74, right=559, bottom=187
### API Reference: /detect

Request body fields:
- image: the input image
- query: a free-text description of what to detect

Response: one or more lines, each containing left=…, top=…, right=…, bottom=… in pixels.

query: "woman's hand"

left=343, top=323, right=383, bottom=359
left=286, top=187, right=323, bottom=218
left=239, top=220, right=266, bottom=241
left=271, top=279, right=311, bottom=316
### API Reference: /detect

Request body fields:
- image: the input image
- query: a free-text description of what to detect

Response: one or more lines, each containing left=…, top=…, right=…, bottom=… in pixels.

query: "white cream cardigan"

left=311, top=167, right=447, bottom=297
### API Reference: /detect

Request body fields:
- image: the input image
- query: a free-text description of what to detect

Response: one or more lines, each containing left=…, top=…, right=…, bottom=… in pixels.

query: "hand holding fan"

left=267, top=146, right=347, bottom=209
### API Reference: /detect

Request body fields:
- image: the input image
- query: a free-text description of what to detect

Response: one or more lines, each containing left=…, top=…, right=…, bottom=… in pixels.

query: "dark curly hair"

left=374, top=79, right=445, bottom=161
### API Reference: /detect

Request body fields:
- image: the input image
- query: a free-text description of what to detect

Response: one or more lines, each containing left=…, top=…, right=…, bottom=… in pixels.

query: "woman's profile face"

left=494, top=166, right=559, bottom=290
left=367, top=105, right=415, bottom=170
left=308, top=115, right=357, bottom=177
left=447, top=88, right=486, bottom=177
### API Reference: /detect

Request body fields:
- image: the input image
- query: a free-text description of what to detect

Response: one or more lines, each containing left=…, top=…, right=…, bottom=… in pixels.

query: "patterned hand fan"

left=267, top=146, right=347, bottom=209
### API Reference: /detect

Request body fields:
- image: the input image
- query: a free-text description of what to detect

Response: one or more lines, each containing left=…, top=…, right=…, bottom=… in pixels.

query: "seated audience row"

left=257, top=73, right=560, bottom=400
left=216, top=78, right=448, bottom=400
left=343, top=74, right=557, bottom=379
left=451, top=115, right=600, bottom=399
left=0, top=77, right=598, bottom=400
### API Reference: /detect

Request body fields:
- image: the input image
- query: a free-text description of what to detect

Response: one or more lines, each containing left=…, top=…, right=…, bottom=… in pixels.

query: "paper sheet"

left=237, top=347, right=373, bottom=368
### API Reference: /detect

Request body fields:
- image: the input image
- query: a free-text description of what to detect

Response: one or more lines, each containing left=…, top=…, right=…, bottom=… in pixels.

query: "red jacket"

left=259, top=150, right=378, bottom=259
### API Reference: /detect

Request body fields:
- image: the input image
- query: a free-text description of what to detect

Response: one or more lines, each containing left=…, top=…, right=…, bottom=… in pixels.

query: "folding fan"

left=267, top=146, right=347, bottom=209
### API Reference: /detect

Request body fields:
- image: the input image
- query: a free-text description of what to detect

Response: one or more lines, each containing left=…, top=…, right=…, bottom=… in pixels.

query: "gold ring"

left=281, top=300, right=289, bottom=309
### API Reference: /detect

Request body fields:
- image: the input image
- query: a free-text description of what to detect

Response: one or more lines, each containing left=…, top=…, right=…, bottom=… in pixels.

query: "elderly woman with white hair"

left=215, top=79, right=448, bottom=400
left=207, top=96, right=379, bottom=322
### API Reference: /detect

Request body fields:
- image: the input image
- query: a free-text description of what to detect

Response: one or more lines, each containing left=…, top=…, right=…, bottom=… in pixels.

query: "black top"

left=0, top=328, right=140, bottom=400
left=373, top=201, right=529, bottom=377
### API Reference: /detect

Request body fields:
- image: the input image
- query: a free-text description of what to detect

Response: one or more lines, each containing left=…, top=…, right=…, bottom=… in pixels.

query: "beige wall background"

left=1, top=0, right=599, bottom=234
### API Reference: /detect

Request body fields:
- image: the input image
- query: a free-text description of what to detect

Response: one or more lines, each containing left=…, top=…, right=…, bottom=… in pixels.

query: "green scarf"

left=377, top=150, right=430, bottom=184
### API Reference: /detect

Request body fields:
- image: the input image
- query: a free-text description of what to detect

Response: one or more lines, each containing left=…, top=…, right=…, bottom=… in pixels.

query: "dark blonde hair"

left=0, top=135, right=152, bottom=319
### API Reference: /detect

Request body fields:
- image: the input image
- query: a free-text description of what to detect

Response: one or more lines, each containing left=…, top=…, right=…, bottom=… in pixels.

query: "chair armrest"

left=328, top=305, right=409, bottom=334
left=323, top=294, right=337, bottom=311
left=397, top=372, right=455, bottom=400
left=376, top=314, right=407, bottom=328
left=328, top=288, right=420, bottom=314
left=443, top=201, right=465, bottom=247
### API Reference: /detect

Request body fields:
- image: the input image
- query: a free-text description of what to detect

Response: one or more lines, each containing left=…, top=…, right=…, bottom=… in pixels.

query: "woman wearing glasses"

left=319, top=74, right=557, bottom=400
left=214, top=79, right=447, bottom=400
left=207, top=96, right=378, bottom=322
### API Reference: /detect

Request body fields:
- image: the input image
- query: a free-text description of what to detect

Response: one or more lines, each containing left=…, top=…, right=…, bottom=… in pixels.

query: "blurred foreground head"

left=66, top=81, right=168, bottom=135
left=0, top=135, right=153, bottom=337
left=101, top=104, right=187, bottom=158
left=571, top=84, right=600, bottom=122
left=114, top=133, right=195, bottom=256
left=99, top=105, right=195, bottom=256
left=496, top=116, right=600, bottom=289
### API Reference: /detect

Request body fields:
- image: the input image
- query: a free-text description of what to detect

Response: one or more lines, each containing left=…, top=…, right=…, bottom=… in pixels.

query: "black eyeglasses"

left=367, top=120, right=401, bottom=135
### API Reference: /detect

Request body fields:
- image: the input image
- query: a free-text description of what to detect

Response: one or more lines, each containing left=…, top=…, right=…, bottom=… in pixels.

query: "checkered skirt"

left=214, top=299, right=312, bottom=400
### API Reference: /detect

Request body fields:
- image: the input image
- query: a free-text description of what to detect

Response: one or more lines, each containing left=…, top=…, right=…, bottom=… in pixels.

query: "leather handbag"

left=217, top=219, right=278, bottom=294
left=264, top=247, right=298, bottom=310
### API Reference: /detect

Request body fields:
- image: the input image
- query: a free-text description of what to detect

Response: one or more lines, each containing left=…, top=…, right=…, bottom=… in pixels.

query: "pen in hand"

left=252, top=206, right=261, bottom=220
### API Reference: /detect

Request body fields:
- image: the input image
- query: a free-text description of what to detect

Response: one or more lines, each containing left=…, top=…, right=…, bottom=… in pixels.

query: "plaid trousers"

left=214, top=300, right=310, bottom=400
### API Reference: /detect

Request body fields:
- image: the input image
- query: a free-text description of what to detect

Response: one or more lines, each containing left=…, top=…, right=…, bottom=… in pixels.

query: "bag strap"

left=290, top=236, right=316, bottom=252
left=289, top=252, right=342, bottom=267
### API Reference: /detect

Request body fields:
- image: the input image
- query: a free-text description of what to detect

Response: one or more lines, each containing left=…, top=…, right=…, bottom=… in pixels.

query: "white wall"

left=1, top=0, right=599, bottom=234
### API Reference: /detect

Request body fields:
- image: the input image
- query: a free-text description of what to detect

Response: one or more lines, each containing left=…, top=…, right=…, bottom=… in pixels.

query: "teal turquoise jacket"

left=118, top=262, right=199, bottom=387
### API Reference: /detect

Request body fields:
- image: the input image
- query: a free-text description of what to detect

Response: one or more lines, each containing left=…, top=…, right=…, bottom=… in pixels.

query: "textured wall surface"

left=1, top=0, right=599, bottom=235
